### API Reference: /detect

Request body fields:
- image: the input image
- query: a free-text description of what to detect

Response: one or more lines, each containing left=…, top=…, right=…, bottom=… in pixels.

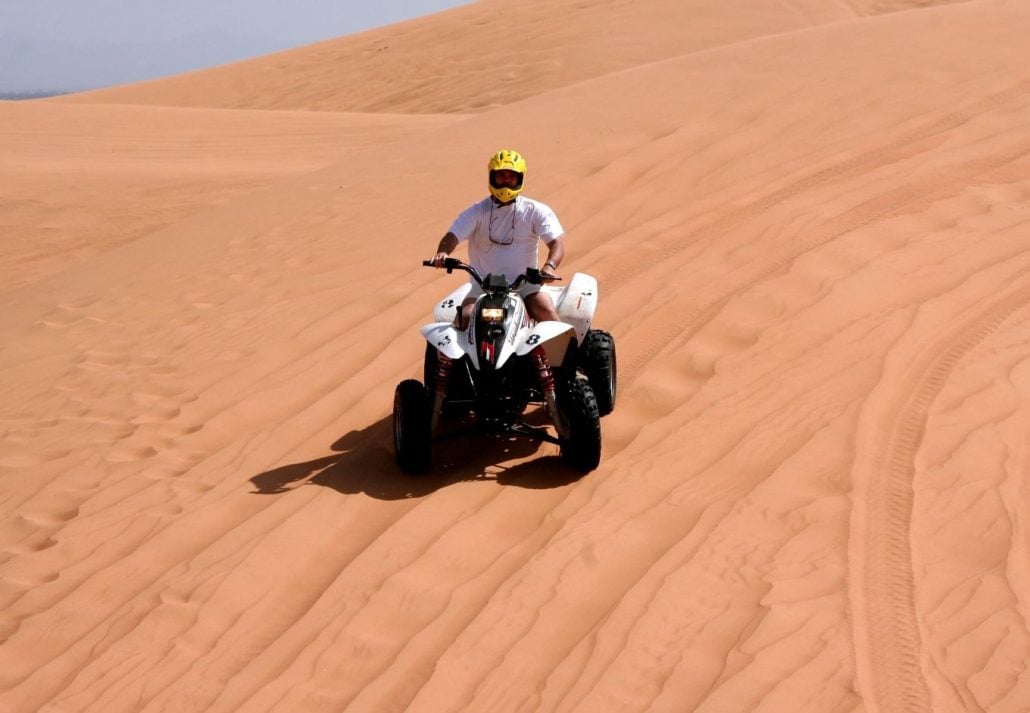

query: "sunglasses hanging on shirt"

left=488, top=201, right=517, bottom=246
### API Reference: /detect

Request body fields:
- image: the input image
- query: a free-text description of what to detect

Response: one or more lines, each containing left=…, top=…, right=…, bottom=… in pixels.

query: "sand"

left=2, top=0, right=1029, bottom=711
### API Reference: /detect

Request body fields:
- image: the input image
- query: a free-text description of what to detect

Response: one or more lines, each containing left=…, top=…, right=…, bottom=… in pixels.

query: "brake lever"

left=523, top=268, right=562, bottom=285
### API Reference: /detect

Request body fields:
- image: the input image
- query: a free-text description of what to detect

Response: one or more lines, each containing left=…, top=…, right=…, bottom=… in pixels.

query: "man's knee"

left=455, top=299, right=475, bottom=330
left=526, top=291, right=558, bottom=322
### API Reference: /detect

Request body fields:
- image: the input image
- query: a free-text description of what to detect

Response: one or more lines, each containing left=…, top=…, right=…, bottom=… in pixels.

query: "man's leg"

left=456, top=284, right=483, bottom=330
left=456, top=297, right=475, bottom=330
left=523, top=290, right=567, bottom=434
left=525, top=291, right=559, bottom=323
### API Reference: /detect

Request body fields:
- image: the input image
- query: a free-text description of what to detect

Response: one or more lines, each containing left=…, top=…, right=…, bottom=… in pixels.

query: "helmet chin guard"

left=488, top=149, right=526, bottom=203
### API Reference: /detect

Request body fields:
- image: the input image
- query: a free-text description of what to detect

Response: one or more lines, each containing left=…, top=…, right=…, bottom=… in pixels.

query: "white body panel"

left=423, top=272, right=599, bottom=369
left=542, top=272, right=597, bottom=343
left=420, top=323, right=464, bottom=360
left=433, top=283, right=473, bottom=324
left=514, top=320, right=577, bottom=367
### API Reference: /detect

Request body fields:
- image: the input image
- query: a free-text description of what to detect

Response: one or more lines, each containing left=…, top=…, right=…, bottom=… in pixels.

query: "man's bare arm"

left=431, top=233, right=459, bottom=266
left=542, top=238, right=565, bottom=276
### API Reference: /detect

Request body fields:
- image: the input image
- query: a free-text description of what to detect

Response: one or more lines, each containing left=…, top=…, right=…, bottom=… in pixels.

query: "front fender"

left=420, top=323, right=465, bottom=361
left=516, top=320, right=577, bottom=365
left=434, top=283, right=473, bottom=323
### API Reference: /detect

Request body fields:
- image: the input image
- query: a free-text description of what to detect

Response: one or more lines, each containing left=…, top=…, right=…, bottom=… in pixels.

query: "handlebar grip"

left=424, top=258, right=465, bottom=273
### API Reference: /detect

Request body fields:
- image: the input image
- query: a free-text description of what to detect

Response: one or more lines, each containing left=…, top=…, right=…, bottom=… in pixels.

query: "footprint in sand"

left=106, top=445, right=159, bottom=463
left=4, top=536, right=58, bottom=555
left=36, top=299, right=100, bottom=329
left=158, top=588, right=193, bottom=607
left=146, top=502, right=185, bottom=518
left=2, top=570, right=60, bottom=587
left=22, top=506, right=80, bottom=527
left=0, top=453, right=49, bottom=468
left=0, top=617, right=22, bottom=645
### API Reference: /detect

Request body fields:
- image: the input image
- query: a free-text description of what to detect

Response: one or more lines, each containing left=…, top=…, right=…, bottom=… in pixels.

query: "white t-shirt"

left=448, top=196, right=564, bottom=283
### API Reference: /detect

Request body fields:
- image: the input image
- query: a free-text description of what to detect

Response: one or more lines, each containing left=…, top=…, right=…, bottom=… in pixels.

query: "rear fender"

left=516, top=321, right=577, bottom=365
left=420, top=323, right=465, bottom=361
left=541, top=272, right=597, bottom=343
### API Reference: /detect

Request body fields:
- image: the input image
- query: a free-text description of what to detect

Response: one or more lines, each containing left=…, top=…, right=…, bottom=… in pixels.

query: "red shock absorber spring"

left=530, top=346, right=555, bottom=395
left=435, top=353, right=453, bottom=397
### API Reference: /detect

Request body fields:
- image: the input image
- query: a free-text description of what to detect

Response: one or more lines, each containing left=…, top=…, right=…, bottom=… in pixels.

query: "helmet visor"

left=489, top=169, right=524, bottom=190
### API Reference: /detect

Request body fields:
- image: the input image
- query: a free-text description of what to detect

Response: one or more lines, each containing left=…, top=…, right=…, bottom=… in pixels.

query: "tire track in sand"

left=852, top=276, right=1030, bottom=713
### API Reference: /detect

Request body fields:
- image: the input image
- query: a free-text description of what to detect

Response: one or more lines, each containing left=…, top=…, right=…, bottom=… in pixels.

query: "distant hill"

left=0, top=31, right=286, bottom=94
left=58, top=0, right=970, bottom=114
left=0, top=90, right=72, bottom=100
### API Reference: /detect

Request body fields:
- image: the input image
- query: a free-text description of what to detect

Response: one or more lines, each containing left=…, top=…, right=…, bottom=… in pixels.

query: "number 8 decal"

left=526, top=334, right=541, bottom=346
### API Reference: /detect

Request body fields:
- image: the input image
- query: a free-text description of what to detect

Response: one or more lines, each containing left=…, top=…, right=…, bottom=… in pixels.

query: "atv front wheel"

left=558, top=378, right=602, bottom=471
left=580, top=329, right=617, bottom=416
left=393, top=379, right=431, bottom=474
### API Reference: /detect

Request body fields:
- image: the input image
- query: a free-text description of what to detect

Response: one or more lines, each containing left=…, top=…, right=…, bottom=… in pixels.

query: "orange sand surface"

left=2, top=0, right=1029, bottom=711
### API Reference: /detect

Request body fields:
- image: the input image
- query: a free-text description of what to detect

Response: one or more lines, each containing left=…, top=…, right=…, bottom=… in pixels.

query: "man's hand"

left=541, top=259, right=560, bottom=281
left=431, top=233, right=460, bottom=267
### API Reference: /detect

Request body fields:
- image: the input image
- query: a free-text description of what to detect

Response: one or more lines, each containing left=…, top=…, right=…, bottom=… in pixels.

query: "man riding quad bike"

left=393, top=258, right=616, bottom=473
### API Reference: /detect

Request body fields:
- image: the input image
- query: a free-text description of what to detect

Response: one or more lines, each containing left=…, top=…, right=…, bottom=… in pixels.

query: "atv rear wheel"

left=580, top=329, right=617, bottom=416
left=558, top=378, right=601, bottom=471
left=393, top=379, right=431, bottom=474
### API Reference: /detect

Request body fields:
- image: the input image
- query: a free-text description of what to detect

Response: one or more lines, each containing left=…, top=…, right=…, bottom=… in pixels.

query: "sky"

left=0, top=0, right=472, bottom=95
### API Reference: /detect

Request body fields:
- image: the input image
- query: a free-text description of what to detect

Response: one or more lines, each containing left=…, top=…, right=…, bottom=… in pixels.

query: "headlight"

left=480, top=308, right=505, bottom=321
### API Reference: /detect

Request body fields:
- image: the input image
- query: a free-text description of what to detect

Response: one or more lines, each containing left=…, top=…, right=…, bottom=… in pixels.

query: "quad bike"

left=393, top=258, right=617, bottom=474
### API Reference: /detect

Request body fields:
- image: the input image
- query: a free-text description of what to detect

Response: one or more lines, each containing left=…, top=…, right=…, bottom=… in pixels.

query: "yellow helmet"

left=487, top=149, right=527, bottom=203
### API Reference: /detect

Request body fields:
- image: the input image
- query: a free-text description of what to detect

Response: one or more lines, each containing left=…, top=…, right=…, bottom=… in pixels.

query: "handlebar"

left=424, top=257, right=560, bottom=290
left=422, top=257, right=473, bottom=277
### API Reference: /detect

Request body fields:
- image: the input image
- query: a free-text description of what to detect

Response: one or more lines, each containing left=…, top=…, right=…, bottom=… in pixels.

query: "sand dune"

left=62, top=0, right=969, bottom=113
left=2, top=0, right=1030, bottom=711
left=0, top=102, right=455, bottom=293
